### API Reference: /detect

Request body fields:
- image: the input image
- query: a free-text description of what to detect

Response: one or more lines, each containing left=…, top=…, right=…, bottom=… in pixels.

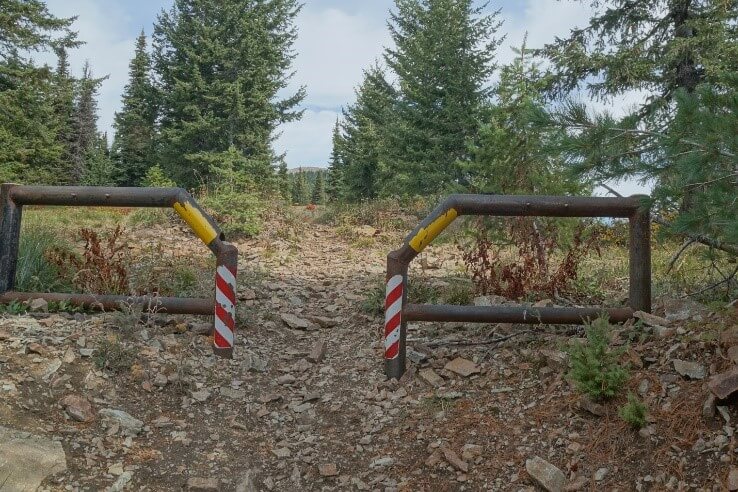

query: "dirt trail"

left=0, top=218, right=737, bottom=491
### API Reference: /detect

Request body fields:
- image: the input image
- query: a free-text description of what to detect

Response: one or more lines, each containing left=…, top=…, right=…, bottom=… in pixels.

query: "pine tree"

left=311, top=171, right=325, bottom=205
left=113, top=30, right=156, bottom=186
left=291, top=169, right=308, bottom=205
left=340, top=65, right=396, bottom=200
left=326, top=120, right=345, bottom=202
left=153, top=0, right=305, bottom=189
left=70, top=61, right=106, bottom=183
left=536, top=0, right=738, bottom=249
left=383, top=0, right=502, bottom=194
left=82, top=134, right=117, bottom=186
left=0, top=0, right=78, bottom=183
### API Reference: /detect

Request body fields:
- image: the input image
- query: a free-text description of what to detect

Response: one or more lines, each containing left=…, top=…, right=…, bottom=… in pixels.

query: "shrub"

left=567, top=316, right=629, bottom=401
left=94, top=336, right=136, bottom=373
left=460, top=217, right=602, bottom=300
left=619, top=392, right=648, bottom=429
left=47, top=226, right=129, bottom=294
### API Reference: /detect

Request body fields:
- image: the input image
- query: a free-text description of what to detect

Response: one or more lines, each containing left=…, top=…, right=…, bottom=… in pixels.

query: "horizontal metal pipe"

left=403, top=304, right=634, bottom=324
left=449, top=194, right=643, bottom=218
left=9, top=186, right=182, bottom=207
left=0, top=291, right=214, bottom=315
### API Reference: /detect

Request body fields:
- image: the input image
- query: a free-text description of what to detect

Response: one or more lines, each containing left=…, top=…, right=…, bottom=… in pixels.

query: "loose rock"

left=673, top=359, right=706, bottom=379
left=444, top=357, right=480, bottom=377
left=525, top=456, right=566, bottom=492
left=60, top=394, right=95, bottom=422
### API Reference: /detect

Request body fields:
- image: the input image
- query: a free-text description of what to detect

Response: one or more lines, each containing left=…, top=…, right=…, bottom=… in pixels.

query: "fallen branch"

left=600, top=183, right=738, bottom=257
left=413, top=330, right=531, bottom=348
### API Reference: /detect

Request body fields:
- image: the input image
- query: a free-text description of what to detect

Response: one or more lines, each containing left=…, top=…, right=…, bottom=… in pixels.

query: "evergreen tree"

left=70, top=61, right=106, bottom=183
left=82, top=134, right=117, bottom=186
left=383, top=0, right=502, bottom=194
left=326, top=120, right=345, bottom=202
left=113, top=30, right=156, bottom=186
left=0, top=0, right=78, bottom=183
left=466, top=40, right=584, bottom=196
left=536, top=0, right=738, bottom=247
left=340, top=65, right=396, bottom=200
left=277, top=161, right=290, bottom=200
left=291, top=169, right=308, bottom=205
left=311, top=171, right=325, bottom=205
left=153, top=0, right=305, bottom=189
left=50, top=47, right=77, bottom=182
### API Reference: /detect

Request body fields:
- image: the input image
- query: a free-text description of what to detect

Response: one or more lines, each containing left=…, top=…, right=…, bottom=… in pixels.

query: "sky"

left=41, top=0, right=650, bottom=195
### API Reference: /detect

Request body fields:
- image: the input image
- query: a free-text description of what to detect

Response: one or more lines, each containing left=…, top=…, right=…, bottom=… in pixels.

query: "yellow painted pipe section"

left=173, top=200, right=218, bottom=245
left=408, top=208, right=458, bottom=253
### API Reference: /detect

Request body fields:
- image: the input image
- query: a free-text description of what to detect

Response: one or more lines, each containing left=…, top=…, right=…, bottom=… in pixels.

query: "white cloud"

left=276, top=109, right=340, bottom=168
left=291, top=8, right=391, bottom=108
left=275, top=6, right=391, bottom=167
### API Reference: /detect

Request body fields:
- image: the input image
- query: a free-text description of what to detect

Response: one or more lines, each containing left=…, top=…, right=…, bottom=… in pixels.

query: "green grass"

left=15, top=223, right=73, bottom=292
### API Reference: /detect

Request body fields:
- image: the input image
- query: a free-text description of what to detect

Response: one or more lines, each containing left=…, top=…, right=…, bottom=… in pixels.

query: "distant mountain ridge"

left=287, top=166, right=324, bottom=174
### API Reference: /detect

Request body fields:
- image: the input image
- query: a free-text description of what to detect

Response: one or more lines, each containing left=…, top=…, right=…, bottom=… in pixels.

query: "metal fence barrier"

left=0, top=184, right=238, bottom=358
left=384, top=194, right=651, bottom=379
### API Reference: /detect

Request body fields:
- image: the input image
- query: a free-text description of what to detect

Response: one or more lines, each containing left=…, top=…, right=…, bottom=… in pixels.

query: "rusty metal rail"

left=383, top=194, right=652, bottom=379
left=0, top=184, right=238, bottom=358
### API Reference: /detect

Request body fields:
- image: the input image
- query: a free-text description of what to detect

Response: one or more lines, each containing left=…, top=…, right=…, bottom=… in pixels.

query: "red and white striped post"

left=213, top=243, right=238, bottom=358
left=385, top=252, right=408, bottom=379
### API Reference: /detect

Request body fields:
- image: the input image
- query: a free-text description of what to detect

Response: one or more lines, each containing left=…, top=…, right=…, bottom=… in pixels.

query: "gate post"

left=0, top=184, right=21, bottom=293
left=213, top=242, right=238, bottom=358
left=385, top=251, right=409, bottom=380
left=629, top=196, right=651, bottom=313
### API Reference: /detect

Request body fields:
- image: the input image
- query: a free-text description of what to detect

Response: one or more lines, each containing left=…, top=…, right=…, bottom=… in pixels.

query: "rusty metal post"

left=213, top=242, right=238, bottom=358
left=385, top=250, right=409, bottom=380
left=0, top=184, right=21, bottom=293
left=629, top=197, right=652, bottom=313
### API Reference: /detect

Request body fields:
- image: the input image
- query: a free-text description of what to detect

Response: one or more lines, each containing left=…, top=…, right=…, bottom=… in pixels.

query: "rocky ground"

left=1, top=215, right=738, bottom=491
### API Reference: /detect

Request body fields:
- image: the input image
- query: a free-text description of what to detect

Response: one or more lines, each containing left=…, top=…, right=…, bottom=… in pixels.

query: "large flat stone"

left=0, top=425, right=67, bottom=491
left=709, top=368, right=738, bottom=399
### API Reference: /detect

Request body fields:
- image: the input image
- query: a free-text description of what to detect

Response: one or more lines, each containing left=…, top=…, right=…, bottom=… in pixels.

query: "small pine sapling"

left=619, top=392, right=648, bottom=429
left=567, top=316, right=628, bottom=401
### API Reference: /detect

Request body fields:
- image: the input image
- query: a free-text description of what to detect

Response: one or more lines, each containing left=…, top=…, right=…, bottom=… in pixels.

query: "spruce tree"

left=291, top=169, right=308, bottom=205
left=50, top=47, right=77, bottom=182
left=340, top=65, right=396, bottom=200
left=326, top=120, right=345, bottom=202
left=311, top=171, right=325, bottom=205
left=70, top=61, right=106, bottom=183
left=383, top=0, right=502, bottom=194
left=153, top=0, right=305, bottom=189
left=0, top=0, right=78, bottom=183
left=277, top=161, right=290, bottom=200
left=113, top=30, right=156, bottom=186
left=82, top=134, right=117, bottom=186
